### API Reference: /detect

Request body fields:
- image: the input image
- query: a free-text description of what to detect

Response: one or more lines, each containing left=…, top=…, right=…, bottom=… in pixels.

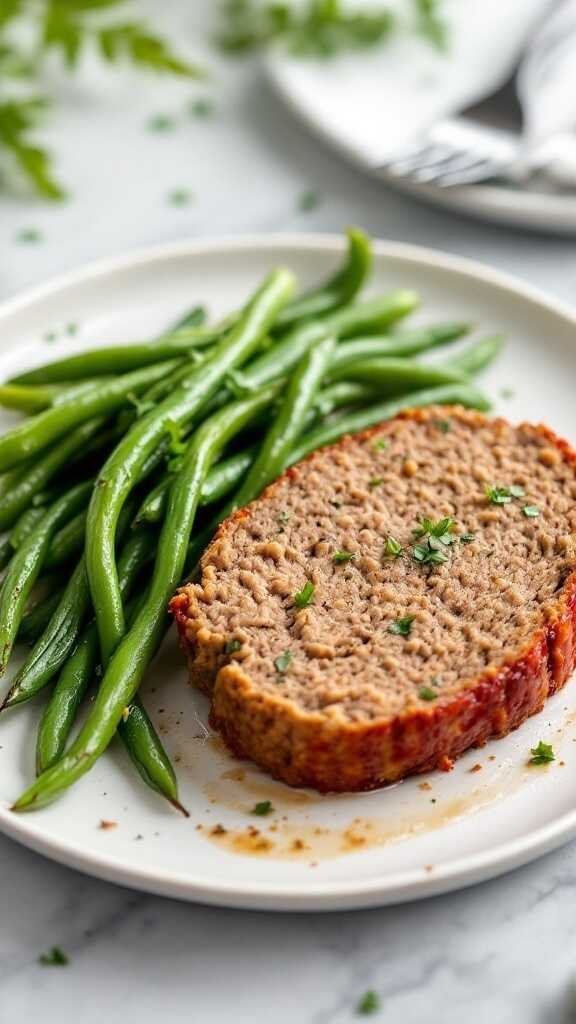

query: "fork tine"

left=385, top=143, right=454, bottom=176
left=433, top=158, right=505, bottom=187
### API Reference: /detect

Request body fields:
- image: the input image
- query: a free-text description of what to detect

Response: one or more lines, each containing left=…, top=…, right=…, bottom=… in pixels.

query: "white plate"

left=266, top=55, right=576, bottom=236
left=0, top=235, right=576, bottom=912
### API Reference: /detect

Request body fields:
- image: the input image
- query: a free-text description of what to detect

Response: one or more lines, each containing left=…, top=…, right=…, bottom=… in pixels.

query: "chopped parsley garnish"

left=252, top=800, right=274, bottom=816
left=16, top=227, right=43, bottom=244
left=412, top=541, right=449, bottom=566
left=460, top=533, right=475, bottom=544
left=500, top=387, right=515, bottom=399
left=413, top=517, right=456, bottom=546
left=369, top=477, right=383, bottom=489
left=39, top=946, right=69, bottom=967
left=189, top=97, right=214, bottom=118
left=276, top=511, right=292, bottom=531
left=274, top=650, right=292, bottom=674
left=529, top=741, right=555, bottom=765
left=298, top=189, right=321, bottom=212
left=168, top=188, right=193, bottom=206
left=485, top=484, right=525, bottom=505
left=165, top=418, right=187, bottom=455
left=523, top=505, right=540, bottom=518
left=419, top=686, right=438, bottom=702
left=147, top=113, right=176, bottom=132
left=433, top=418, right=451, bottom=433
left=357, top=990, right=381, bottom=1015
left=66, top=322, right=78, bottom=336
left=373, top=438, right=388, bottom=450
left=294, top=581, right=315, bottom=608
left=333, top=550, right=357, bottom=564
left=383, top=536, right=403, bottom=558
left=225, top=639, right=241, bottom=654
left=388, top=615, right=415, bottom=637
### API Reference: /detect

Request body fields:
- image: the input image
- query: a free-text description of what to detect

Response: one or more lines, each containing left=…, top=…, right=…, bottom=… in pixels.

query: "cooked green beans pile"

left=0, top=229, right=502, bottom=813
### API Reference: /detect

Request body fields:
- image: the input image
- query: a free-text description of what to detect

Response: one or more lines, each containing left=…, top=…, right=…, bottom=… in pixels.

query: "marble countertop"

left=2, top=4, right=576, bottom=1021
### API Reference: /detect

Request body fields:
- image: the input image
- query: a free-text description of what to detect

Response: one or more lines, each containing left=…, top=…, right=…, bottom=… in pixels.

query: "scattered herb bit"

left=485, top=484, right=525, bottom=505
left=168, top=188, right=193, bottom=206
left=460, top=533, right=475, bottom=544
left=294, top=581, right=315, bottom=608
left=39, top=946, right=69, bottom=967
left=412, top=541, right=449, bottom=566
left=164, top=418, right=187, bottom=455
left=433, top=418, right=451, bottom=433
left=331, top=500, right=342, bottom=508
left=523, top=505, right=540, bottom=518
left=298, top=189, right=321, bottom=212
left=252, top=800, right=273, bottom=816
left=414, top=0, right=448, bottom=50
left=357, top=990, right=381, bottom=1015
left=333, top=550, right=357, bottom=564
left=189, top=97, right=214, bottom=118
left=369, top=477, right=383, bottom=489
left=413, top=517, right=456, bottom=545
left=529, top=741, right=555, bottom=765
left=147, top=113, right=176, bottom=132
left=15, top=227, right=43, bottom=244
left=43, top=330, right=57, bottom=343
left=66, top=322, right=78, bottom=336
left=276, top=510, right=292, bottom=531
left=499, top=387, right=515, bottom=399
left=225, top=639, right=241, bottom=654
left=373, top=438, right=388, bottom=450
left=127, top=392, right=154, bottom=418
left=388, top=615, right=415, bottom=637
left=419, top=686, right=438, bottom=702
left=383, top=536, right=403, bottom=558
left=216, top=2, right=395, bottom=58
left=431, top=675, right=442, bottom=686
left=274, top=650, right=292, bottom=674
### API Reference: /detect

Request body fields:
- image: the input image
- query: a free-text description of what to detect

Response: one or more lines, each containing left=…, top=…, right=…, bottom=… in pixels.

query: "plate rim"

left=265, top=59, right=576, bottom=235
left=1, top=232, right=576, bottom=911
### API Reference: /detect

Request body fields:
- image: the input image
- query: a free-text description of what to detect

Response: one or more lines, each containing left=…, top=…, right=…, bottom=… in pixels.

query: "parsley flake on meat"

left=333, top=550, right=357, bottom=564
left=388, top=615, right=415, bottom=637
left=274, top=650, right=292, bottom=674
left=485, top=484, right=525, bottom=505
left=383, top=536, right=403, bottom=558
left=294, top=581, right=315, bottom=608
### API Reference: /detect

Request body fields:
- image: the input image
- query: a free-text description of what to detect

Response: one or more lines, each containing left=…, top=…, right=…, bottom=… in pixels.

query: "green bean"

left=0, top=481, right=91, bottom=674
left=228, top=333, right=336, bottom=510
left=43, top=509, right=87, bottom=571
left=328, top=322, right=471, bottom=372
left=329, top=358, right=467, bottom=393
left=36, top=622, right=98, bottom=772
left=443, top=334, right=505, bottom=376
left=86, top=269, right=295, bottom=662
left=288, top=383, right=491, bottom=464
left=274, top=227, right=372, bottom=329
left=13, top=383, right=282, bottom=810
left=3, top=501, right=139, bottom=708
left=236, top=290, right=419, bottom=391
left=0, top=383, right=63, bottom=413
left=7, top=326, right=222, bottom=387
left=9, top=507, right=46, bottom=549
left=0, top=418, right=105, bottom=531
left=0, top=361, right=181, bottom=472
left=0, top=537, right=12, bottom=573
left=117, top=695, right=187, bottom=814
left=17, top=589, right=63, bottom=646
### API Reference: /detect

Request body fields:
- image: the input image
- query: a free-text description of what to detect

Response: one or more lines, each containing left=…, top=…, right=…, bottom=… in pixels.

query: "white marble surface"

left=2, top=3, right=576, bottom=1021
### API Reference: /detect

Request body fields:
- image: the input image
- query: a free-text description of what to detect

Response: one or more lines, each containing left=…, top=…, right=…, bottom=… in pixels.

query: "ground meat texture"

left=171, top=407, right=576, bottom=792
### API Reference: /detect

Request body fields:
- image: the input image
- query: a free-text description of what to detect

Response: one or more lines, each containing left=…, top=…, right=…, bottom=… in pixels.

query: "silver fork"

left=377, top=117, right=522, bottom=188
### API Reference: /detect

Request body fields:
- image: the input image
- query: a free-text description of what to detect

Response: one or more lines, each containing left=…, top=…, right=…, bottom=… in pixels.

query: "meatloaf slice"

left=171, top=407, right=576, bottom=792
